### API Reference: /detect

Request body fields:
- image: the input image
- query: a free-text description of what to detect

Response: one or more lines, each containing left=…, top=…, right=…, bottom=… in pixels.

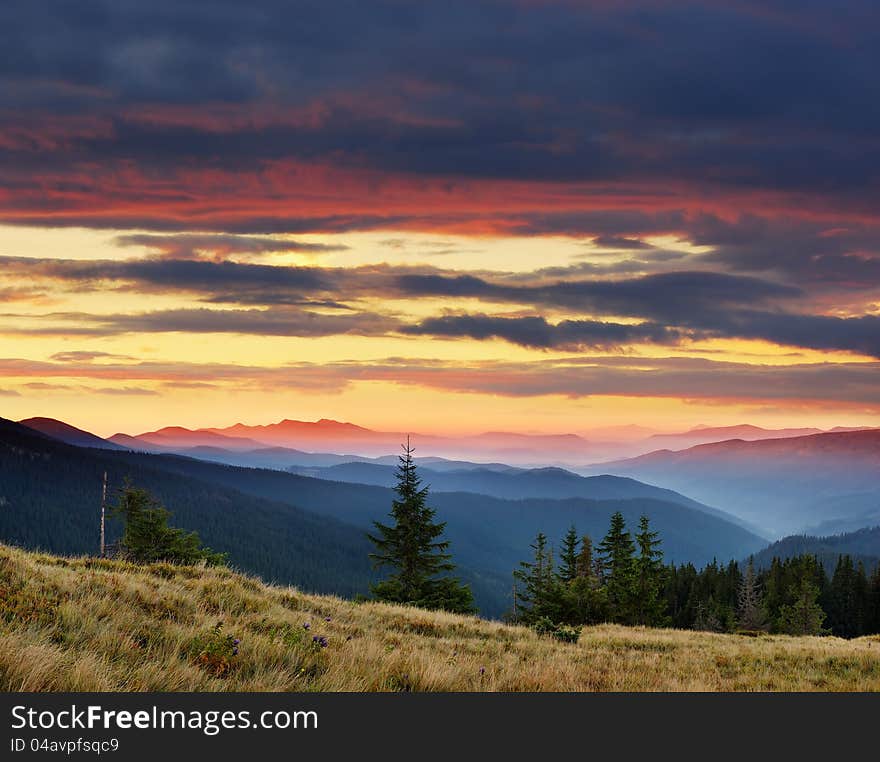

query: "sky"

left=1, top=0, right=880, bottom=437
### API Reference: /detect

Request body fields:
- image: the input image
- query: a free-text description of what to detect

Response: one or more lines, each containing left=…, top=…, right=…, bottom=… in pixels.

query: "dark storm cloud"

left=21, top=253, right=880, bottom=357
left=0, top=256, right=330, bottom=297
left=2, top=1, right=879, bottom=199
left=710, top=310, right=880, bottom=359
left=394, top=270, right=801, bottom=323
left=9, top=254, right=803, bottom=323
left=404, top=314, right=684, bottom=350
left=592, top=236, right=653, bottom=250
left=689, top=214, right=880, bottom=289
left=114, top=233, right=347, bottom=258
left=10, top=248, right=880, bottom=358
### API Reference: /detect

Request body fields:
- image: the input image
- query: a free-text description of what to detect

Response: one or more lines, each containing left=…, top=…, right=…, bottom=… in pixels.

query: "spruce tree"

left=597, top=511, right=636, bottom=623
left=576, top=535, right=594, bottom=580
left=567, top=533, right=608, bottom=625
left=112, top=483, right=225, bottom=566
left=513, top=532, right=560, bottom=625
left=557, top=526, right=580, bottom=584
left=778, top=573, right=827, bottom=636
left=368, top=439, right=474, bottom=613
left=633, top=515, right=667, bottom=626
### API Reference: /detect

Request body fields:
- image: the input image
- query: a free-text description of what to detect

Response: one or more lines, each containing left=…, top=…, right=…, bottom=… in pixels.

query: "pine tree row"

left=514, top=513, right=880, bottom=638
left=512, top=512, right=668, bottom=637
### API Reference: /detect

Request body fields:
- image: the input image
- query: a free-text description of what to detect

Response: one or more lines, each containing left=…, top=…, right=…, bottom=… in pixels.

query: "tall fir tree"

left=576, top=535, right=595, bottom=580
left=557, top=526, right=580, bottom=584
left=568, top=533, right=608, bottom=625
left=513, top=532, right=560, bottom=625
left=633, top=515, right=667, bottom=626
left=778, top=572, right=827, bottom=636
left=367, top=439, right=474, bottom=613
left=597, top=511, right=636, bottom=624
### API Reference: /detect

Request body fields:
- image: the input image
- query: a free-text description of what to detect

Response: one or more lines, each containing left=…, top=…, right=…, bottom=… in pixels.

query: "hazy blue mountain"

left=288, top=460, right=754, bottom=531
left=581, top=429, right=880, bottom=537
left=802, top=494, right=880, bottom=536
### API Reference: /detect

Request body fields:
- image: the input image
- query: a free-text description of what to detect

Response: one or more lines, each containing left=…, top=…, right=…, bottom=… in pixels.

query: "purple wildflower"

left=303, top=622, right=310, bottom=630
left=233, top=638, right=240, bottom=646
left=324, top=616, right=332, bottom=622
left=479, top=666, right=485, bottom=676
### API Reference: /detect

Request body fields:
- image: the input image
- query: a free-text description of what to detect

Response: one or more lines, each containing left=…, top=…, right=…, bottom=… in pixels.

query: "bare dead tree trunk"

left=100, top=471, right=107, bottom=558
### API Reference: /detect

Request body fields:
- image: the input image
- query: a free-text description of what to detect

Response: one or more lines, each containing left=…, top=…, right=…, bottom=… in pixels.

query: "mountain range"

left=20, top=415, right=880, bottom=540
left=91, top=418, right=872, bottom=465
left=3, top=416, right=769, bottom=616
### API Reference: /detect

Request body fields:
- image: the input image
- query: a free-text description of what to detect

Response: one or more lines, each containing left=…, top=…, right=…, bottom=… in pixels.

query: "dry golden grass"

left=1, top=543, right=879, bottom=691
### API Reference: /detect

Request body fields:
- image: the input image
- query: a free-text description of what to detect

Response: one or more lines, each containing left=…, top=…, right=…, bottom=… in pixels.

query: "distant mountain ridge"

left=19, top=417, right=125, bottom=450
left=643, top=424, right=824, bottom=451
left=582, top=428, right=880, bottom=536
left=120, top=419, right=612, bottom=462
left=110, top=427, right=267, bottom=450
left=109, top=417, right=877, bottom=464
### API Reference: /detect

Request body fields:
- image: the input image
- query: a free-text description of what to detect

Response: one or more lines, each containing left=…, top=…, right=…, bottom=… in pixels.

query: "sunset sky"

left=2, top=1, right=879, bottom=437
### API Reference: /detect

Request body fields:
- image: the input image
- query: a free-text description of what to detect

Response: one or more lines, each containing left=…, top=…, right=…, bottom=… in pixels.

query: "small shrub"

left=187, top=623, right=240, bottom=678
left=552, top=624, right=582, bottom=643
left=533, top=616, right=581, bottom=643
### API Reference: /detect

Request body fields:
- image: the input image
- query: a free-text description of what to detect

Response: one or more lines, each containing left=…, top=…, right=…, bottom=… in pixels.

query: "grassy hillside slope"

left=2, top=544, right=879, bottom=692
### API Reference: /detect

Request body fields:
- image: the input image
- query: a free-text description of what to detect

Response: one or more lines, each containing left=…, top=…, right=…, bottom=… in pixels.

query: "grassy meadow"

left=1, top=543, right=879, bottom=692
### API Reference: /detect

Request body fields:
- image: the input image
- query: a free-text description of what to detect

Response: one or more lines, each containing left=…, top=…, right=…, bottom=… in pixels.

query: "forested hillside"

left=749, top=527, right=880, bottom=573
left=0, top=418, right=375, bottom=597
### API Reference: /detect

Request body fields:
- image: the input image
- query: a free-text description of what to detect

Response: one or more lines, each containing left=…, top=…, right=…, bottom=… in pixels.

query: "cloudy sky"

left=2, top=0, right=879, bottom=436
